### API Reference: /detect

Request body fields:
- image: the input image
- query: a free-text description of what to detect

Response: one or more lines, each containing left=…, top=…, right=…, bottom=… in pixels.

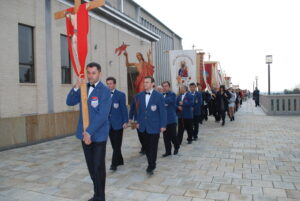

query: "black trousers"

left=202, top=105, right=208, bottom=120
left=82, top=141, right=106, bottom=201
left=143, top=132, right=159, bottom=169
left=177, top=118, right=193, bottom=144
left=216, top=109, right=226, bottom=122
left=137, top=129, right=145, bottom=152
left=109, top=128, right=124, bottom=167
left=193, top=115, right=201, bottom=138
left=163, top=123, right=179, bottom=154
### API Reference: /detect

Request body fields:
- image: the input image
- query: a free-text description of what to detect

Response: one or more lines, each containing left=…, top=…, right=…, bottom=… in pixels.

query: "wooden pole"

left=80, top=82, right=89, bottom=131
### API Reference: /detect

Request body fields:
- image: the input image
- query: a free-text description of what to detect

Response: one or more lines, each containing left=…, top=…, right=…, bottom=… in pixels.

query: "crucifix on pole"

left=54, top=0, right=105, bottom=138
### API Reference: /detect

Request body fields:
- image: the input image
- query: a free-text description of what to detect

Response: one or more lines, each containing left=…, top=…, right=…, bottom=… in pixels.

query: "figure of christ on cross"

left=124, top=49, right=155, bottom=93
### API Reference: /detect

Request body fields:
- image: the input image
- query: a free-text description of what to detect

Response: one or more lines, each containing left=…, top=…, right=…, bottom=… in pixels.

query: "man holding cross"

left=66, top=62, right=111, bottom=201
left=58, top=1, right=108, bottom=200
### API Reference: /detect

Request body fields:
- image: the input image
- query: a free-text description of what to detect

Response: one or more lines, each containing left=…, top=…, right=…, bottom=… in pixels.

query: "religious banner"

left=204, top=61, right=220, bottom=90
left=225, top=76, right=232, bottom=88
left=169, top=50, right=197, bottom=92
left=123, top=49, right=154, bottom=93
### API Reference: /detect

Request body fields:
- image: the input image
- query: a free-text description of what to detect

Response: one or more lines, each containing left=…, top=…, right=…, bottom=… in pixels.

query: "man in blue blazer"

left=106, top=77, right=129, bottom=171
left=161, top=81, right=180, bottom=157
left=176, top=85, right=194, bottom=145
left=66, top=62, right=111, bottom=201
left=135, top=76, right=167, bottom=175
left=129, top=95, right=146, bottom=155
left=189, top=83, right=203, bottom=141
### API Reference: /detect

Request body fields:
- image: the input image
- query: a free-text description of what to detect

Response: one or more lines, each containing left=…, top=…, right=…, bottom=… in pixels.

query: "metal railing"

left=260, top=94, right=300, bottom=115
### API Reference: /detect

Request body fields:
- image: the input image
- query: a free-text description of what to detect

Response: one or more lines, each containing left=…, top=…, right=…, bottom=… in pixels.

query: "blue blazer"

left=109, top=89, right=129, bottom=130
left=163, top=91, right=177, bottom=125
left=66, top=82, right=112, bottom=142
left=191, top=91, right=203, bottom=116
left=135, top=90, right=167, bottom=134
left=176, top=92, right=194, bottom=119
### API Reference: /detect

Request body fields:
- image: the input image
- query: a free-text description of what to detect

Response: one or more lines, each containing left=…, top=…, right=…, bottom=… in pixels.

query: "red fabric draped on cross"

left=65, top=3, right=89, bottom=78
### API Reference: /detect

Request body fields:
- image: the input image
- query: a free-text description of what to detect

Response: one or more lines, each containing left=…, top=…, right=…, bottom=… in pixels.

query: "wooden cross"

left=54, top=0, right=105, bottom=20
left=54, top=0, right=105, bottom=136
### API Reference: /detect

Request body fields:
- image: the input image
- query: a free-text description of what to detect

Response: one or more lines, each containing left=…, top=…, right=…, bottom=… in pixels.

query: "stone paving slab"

left=1, top=100, right=300, bottom=201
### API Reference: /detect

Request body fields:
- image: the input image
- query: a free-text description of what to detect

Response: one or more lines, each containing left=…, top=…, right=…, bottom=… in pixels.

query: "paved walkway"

left=1, top=100, right=300, bottom=201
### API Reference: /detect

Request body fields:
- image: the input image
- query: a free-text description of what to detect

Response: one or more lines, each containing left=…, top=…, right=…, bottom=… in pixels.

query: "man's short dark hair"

left=86, top=62, right=101, bottom=72
left=144, top=76, right=155, bottom=83
left=161, top=81, right=171, bottom=87
left=189, top=82, right=196, bottom=87
left=106, top=77, right=116, bottom=84
left=181, top=85, right=188, bottom=91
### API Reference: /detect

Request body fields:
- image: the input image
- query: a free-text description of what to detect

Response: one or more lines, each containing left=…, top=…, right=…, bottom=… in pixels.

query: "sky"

left=134, top=0, right=300, bottom=92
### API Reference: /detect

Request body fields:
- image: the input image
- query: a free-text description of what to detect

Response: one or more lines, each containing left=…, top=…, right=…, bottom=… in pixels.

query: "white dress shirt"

left=88, top=81, right=99, bottom=97
left=111, top=89, right=115, bottom=97
left=145, top=89, right=153, bottom=108
left=181, top=92, right=187, bottom=101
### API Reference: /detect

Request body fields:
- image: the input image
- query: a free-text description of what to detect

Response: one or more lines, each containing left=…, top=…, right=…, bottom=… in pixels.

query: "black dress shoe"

left=146, top=167, right=155, bottom=175
left=193, top=137, right=198, bottom=141
left=139, top=150, right=146, bottom=155
left=222, top=121, right=225, bottom=126
left=162, top=153, right=171, bottom=157
left=174, top=149, right=179, bottom=155
left=188, top=141, right=192, bottom=144
left=88, top=198, right=94, bottom=201
left=110, top=165, right=117, bottom=171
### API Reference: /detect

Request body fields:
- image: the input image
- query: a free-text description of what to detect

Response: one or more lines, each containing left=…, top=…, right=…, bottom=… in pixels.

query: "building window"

left=60, top=35, right=71, bottom=84
left=18, top=24, right=35, bottom=83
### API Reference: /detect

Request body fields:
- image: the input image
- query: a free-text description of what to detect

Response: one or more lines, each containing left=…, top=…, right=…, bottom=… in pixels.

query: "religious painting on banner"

left=225, top=76, right=232, bottom=88
left=204, top=61, right=220, bottom=90
left=123, top=48, right=154, bottom=94
left=169, top=50, right=197, bottom=93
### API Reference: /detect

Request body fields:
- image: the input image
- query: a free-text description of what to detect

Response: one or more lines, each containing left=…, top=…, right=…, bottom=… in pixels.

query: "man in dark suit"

left=189, top=83, right=203, bottom=141
left=176, top=85, right=194, bottom=145
left=66, top=62, right=111, bottom=201
left=135, top=76, right=167, bottom=175
left=161, top=81, right=180, bottom=157
left=106, top=77, right=129, bottom=171
left=253, top=87, right=260, bottom=107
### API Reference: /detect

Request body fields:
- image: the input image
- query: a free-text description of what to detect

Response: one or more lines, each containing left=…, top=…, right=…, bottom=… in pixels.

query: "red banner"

left=204, top=63, right=213, bottom=89
left=65, top=3, right=89, bottom=78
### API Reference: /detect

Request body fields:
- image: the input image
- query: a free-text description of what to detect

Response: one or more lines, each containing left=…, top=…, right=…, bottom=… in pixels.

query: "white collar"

left=90, top=80, right=100, bottom=87
left=146, top=89, right=154, bottom=94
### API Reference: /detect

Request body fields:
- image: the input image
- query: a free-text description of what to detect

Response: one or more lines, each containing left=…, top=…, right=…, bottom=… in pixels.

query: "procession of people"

left=66, top=61, right=248, bottom=201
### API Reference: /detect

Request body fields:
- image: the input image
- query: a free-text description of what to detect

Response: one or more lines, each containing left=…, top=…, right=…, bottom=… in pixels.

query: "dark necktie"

left=111, top=92, right=114, bottom=95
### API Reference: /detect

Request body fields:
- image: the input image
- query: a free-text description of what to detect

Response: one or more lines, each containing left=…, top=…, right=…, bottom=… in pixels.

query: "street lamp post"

left=255, top=76, right=258, bottom=89
left=266, top=55, right=273, bottom=95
